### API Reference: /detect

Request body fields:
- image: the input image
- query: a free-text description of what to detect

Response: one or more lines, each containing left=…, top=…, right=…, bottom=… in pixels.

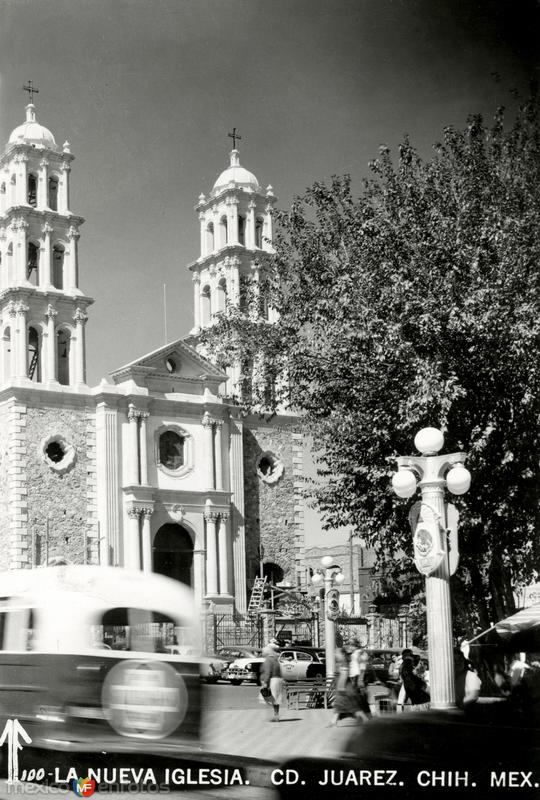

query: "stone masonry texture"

left=243, top=419, right=302, bottom=587
left=25, top=404, right=92, bottom=565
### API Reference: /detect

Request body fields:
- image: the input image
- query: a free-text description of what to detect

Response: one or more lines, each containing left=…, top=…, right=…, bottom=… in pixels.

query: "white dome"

left=8, top=105, right=57, bottom=149
left=212, top=150, right=259, bottom=195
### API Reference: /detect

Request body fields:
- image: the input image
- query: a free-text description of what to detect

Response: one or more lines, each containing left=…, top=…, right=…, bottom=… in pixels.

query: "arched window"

left=153, top=524, right=194, bottom=586
left=27, top=174, right=37, bottom=207
left=27, top=326, right=41, bottom=382
left=48, top=176, right=59, bottom=211
left=220, top=216, right=228, bottom=245
left=216, top=278, right=227, bottom=313
left=158, top=430, right=185, bottom=471
left=238, top=215, right=246, bottom=246
left=205, top=222, right=214, bottom=253
left=57, top=328, right=70, bottom=385
left=52, top=244, right=64, bottom=289
left=255, top=218, right=264, bottom=248
left=9, top=174, right=16, bottom=205
left=201, top=284, right=211, bottom=326
left=27, top=241, right=39, bottom=285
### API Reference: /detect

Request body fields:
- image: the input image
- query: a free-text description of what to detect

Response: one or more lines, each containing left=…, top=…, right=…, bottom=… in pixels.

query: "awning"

left=495, top=603, right=540, bottom=640
left=467, top=604, right=540, bottom=652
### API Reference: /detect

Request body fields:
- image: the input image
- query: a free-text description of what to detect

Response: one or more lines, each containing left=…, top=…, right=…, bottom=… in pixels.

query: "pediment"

left=110, top=338, right=226, bottom=388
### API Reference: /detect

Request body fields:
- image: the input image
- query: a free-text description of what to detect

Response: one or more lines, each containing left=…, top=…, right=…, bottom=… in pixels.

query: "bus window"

left=92, top=608, right=178, bottom=654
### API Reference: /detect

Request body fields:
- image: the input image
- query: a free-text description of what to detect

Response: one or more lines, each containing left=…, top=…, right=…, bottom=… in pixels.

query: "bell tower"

left=0, top=92, right=93, bottom=388
left=188, top=141, right=276, bottom=395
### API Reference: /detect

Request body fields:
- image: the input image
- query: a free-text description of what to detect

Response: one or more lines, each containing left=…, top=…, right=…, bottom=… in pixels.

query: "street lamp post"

left=311, top=555, right=345, bottom=679
left=392, top=427, right=471, bottom=710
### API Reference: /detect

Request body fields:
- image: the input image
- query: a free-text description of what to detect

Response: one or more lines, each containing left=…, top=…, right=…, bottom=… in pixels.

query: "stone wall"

left=25, top=404, right=94, bottom=565
left=243, top=418, right=303, bottom=586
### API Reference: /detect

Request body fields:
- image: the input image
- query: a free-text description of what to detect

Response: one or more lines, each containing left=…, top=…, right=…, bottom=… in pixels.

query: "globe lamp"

left=446, top=463, right=471, bottom=495
left=414, top=427, right=444, bottom=455
left=392, top=469, right=417, bottom=498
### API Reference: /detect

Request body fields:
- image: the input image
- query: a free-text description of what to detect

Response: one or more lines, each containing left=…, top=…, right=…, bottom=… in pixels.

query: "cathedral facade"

left=0, top=102, right=306, bottom=615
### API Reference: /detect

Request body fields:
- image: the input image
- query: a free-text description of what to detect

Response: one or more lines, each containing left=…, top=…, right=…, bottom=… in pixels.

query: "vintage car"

left=165, top=646, right=228, bottom=683
left=0, top=565, right=201, bottom=754
left=226, top=647, right=326, bottom=684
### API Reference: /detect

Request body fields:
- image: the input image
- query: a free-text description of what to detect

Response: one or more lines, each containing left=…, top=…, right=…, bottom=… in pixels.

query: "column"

left=247, top=200, right=256, bottom=249
left=17, top=219, right=29, bottom=284
left=125, top=508, right=141, bottom=570
left=227, top=198, right=239, bottom=245
left=211, top=209, right=219, bottom=250
left=192, top=273, right=201, bottom=329
left=96, top=403, right=120, bottom=567
left=230, top=257, right=240, bottom=307
left=72, top=308, right=88, bottom=384
left=205, top=511, right=219, bottom=596
left=41, top=223, right=53, bottom=287
left=141, top=507, right=153, bottom=573
left=218, top=513, right=230, bottom=595
left=214, top=419, right=224, bottom=491
left=199, top=211, right=206, bottom=257
left=16, top=154, right=28, bottom=205
left=60, top=160, right=71, bottom=213
left=7, top=301, right=17, bottom=378
left=127, top=404, right=140, bottom=485
left=422, top=481, right=456, bottom=709
left=139, top=411, right=150, bottom=485
left=263, top=203, right=274, bottom=251
left=15, top=301, right=29, bottom=377
left=38, top=158, right=49, bottom=209
left=67, top=226, right=80, bottom=290
left=45, top=304, right=57, bottom=382
left=202, top=411, right=215, bottom=490
left=229, top=416, right=247, bottom=613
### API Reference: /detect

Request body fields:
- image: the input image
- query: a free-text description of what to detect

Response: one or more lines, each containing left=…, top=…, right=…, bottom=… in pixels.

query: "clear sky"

left=0, top=0, right=537, bottom=389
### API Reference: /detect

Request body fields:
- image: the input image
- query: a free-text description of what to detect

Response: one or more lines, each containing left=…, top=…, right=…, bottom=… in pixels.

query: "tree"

left=200, top=95, right=540, bottom=634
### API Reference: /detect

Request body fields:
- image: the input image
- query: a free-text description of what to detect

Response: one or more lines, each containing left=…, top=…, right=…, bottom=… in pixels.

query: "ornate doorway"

left=153, top=524, right=193, bottom=587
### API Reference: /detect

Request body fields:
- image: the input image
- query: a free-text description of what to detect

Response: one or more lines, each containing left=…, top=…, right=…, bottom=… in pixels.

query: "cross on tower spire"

left=228, top=127, right=242, bottom=149
left=22, top=80, right=39, bottom=103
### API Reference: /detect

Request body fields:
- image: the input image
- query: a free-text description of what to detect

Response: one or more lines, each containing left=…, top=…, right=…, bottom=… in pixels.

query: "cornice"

left=1, top=143, right=75, bottom=166
left=195, top=186, right=270, bottom=212
left=0, top=287, right=94, bottom=308
left=188, top=245, right=273, bottom=272
left=0, top=207, right=85, bottom=228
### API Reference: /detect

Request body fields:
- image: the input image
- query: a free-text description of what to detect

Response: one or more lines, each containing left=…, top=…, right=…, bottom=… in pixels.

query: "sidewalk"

left=200, top=706, right=357, bottom=763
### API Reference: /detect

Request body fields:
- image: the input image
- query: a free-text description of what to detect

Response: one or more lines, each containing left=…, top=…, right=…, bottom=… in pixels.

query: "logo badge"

left=71, top=777, right=96, bottom=797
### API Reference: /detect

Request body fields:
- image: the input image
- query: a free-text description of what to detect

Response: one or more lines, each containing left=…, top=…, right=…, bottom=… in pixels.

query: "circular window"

left=256, top=451, right=284, bottom=484
left=40, top=434, right=76, bottom=474
left=159, top=430, right=185, bottom=470
left=165, top=358, right=177, bottom=374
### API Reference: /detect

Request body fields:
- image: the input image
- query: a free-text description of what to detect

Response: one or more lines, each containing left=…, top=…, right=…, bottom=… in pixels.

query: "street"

left=0, top=682, right=281, bottom=799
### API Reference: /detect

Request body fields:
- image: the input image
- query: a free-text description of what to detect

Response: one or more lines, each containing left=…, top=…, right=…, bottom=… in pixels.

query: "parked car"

left=215, top=646, right=261, bottom=670
left=166, top=646, right=228, bottom=683
left=226, top=647, right=326, bottom=685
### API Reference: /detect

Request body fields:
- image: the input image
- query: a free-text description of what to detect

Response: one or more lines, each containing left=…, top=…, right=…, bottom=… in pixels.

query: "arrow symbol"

left=0, top=719, right=32, bottom=782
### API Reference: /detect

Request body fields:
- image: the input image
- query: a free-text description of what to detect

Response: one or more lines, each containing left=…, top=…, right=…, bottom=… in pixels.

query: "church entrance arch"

left=153, top=524, right=194, bottom=587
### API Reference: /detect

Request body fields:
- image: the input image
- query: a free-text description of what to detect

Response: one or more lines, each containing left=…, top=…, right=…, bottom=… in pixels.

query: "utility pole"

left=349, top=529, right=355, bottom=615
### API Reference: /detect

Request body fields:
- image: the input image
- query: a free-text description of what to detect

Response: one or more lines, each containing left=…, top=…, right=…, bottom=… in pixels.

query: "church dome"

left=212, top=150, right=259, bottom=195
left=9, top=105, right=57, bottom=149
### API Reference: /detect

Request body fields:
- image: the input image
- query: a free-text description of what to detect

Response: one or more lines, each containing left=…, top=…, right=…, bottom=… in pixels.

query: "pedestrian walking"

left=260, top=639, right=285, bottom=722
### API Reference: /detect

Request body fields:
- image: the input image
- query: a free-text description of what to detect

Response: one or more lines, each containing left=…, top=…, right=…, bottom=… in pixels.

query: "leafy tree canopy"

left=200, top=96, right=540, bottom=632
